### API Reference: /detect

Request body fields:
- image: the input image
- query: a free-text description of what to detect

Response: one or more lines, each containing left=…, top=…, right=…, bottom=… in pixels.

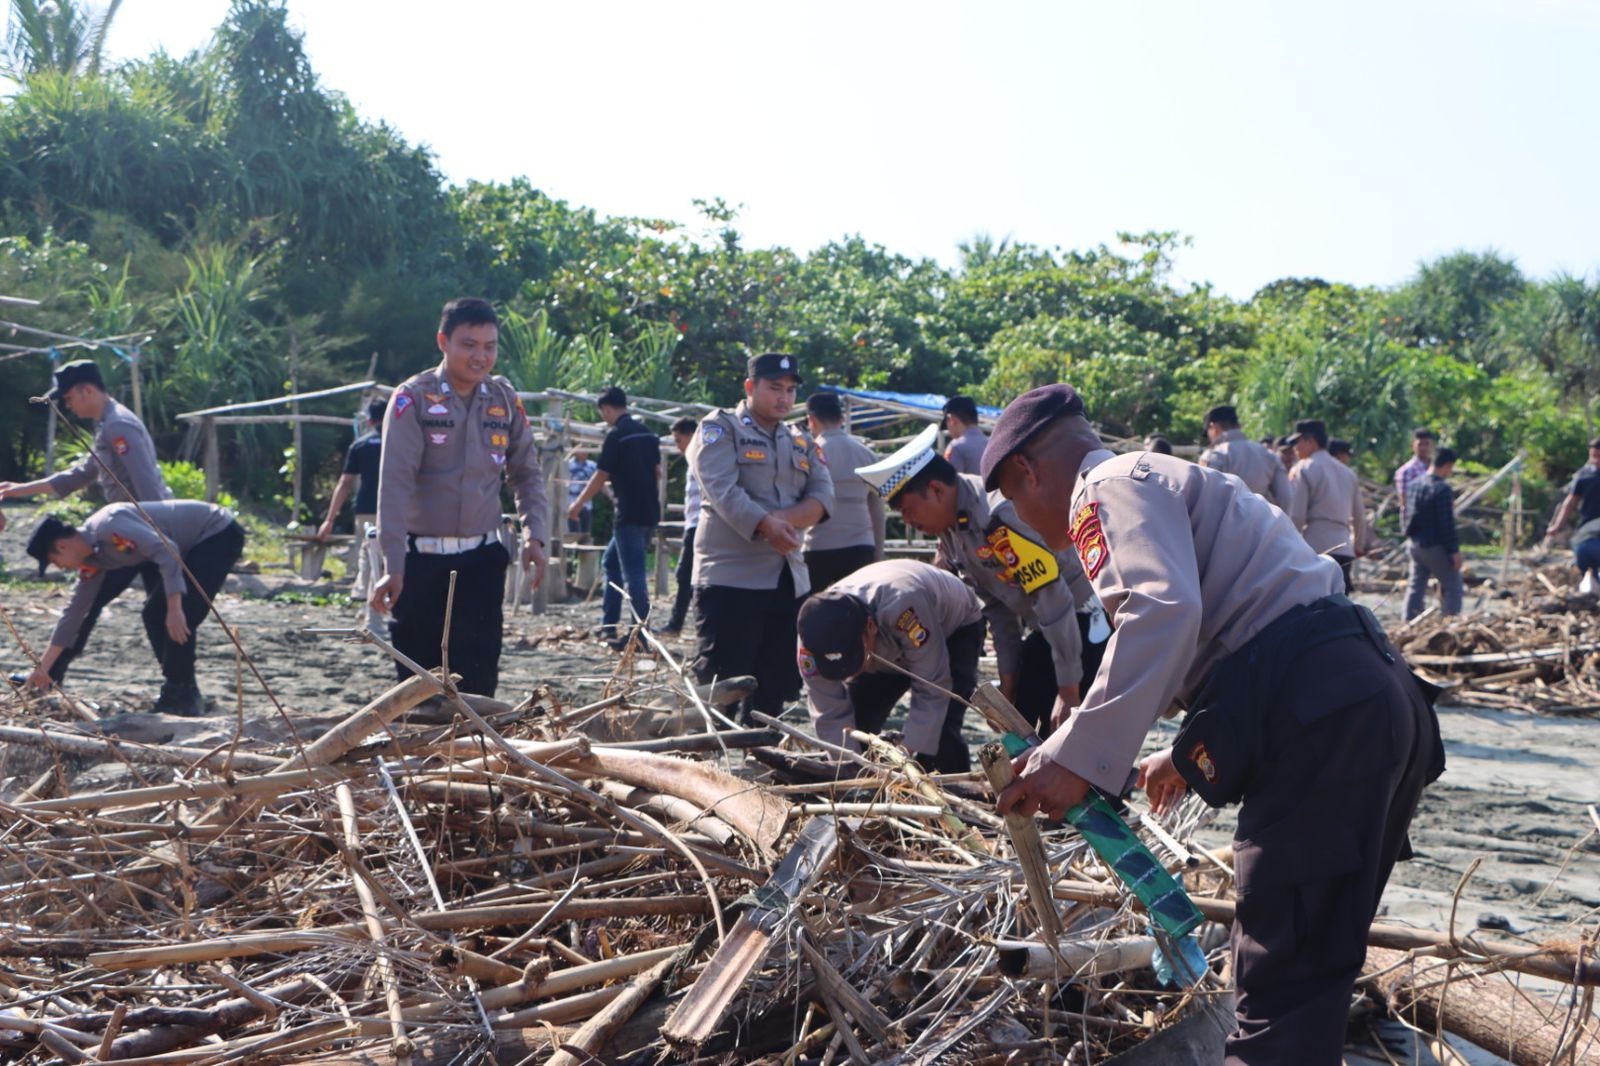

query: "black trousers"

left=802, top=544, right=878, bottom=596
left=139, top=523, right=246, bottom=687
left=845, top=619, right=983, bottom=773
left=1225, top=634, right=1438, bottom=1065
left=693, top=568, right=800, bottom=721
left=667, top=526, right=697, bottom=630
left=48, top=562, right=158, bottom=683
left=1014, top=612, right=1108, bottom=738
left=1334, top=554, right=1354, bottom=593
left=391, top=541, right=509, bottom=698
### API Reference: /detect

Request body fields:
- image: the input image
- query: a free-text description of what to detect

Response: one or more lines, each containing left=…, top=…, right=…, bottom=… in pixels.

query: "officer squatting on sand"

left=981, top=383, right=1444, bottom=1065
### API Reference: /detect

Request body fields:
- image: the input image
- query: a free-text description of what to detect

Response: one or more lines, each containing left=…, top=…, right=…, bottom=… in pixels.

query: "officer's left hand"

left=523, top=538, right=548, bottom=590
left=25, top=665, right=49, bottom=691
left=1049, top=683, right=1081, bottom=732
left=996, top=747, right=1091, bottom=820
left=166, top=606, right=191, bottom=645
left=565, top=501, right=583, bottom=523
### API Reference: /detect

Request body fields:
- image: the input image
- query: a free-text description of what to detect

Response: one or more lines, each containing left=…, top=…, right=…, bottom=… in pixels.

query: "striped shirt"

left=1394, top=456, right=1428, bottom=521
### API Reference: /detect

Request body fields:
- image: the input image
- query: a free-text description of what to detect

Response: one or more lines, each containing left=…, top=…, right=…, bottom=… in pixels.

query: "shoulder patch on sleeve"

left=393, top=392, right=413, bottom=418
left=1069, top=502, right=1109, bottom=579
left=797, top=647, right=818, bottom=678
left=701, top=424, right=724, bottom=445
left=895, top=608, right=930, bottom=647
left=110, top=533, right=137, bottom=553
left=112, top=436, right=129, bottom=455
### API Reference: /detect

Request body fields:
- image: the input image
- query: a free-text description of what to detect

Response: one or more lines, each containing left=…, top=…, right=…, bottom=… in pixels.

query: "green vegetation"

left=2, top=0, right=1597, bottom=526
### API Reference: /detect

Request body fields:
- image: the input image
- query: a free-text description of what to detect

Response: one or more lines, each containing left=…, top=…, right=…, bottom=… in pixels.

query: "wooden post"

left=533, top=398, right=562, bottom=615
left=655, top=457, right=670, bottom=598
left=43, top=402, right=57, bottom=474
left=128, top=349, right=143, bottom=424
left=289, top=332, right=303, bottom=523
left=203, top=416, right=220, bottom=503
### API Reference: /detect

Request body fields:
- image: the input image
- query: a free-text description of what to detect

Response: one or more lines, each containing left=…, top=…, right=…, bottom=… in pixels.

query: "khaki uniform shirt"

left=45, top=398, right=171, bottom=504
left=687, top=401, right=835, bottom=594
left=934, top=474, right=1090, bottom=685
left=1042, top=450, right=1342, bottom=795
left=51, top=501, right=235, bottom=647
left=944, top=427, right=989, bottom=476
left=1198, top=428, right=1290, bottom=509
left=803, top=427, right=881, bottom=554
left=1288, top=449, right=1366, bottom=559
left=376, top=369, right=547, bottom=578
left=800, top=560, right=983, bottom=755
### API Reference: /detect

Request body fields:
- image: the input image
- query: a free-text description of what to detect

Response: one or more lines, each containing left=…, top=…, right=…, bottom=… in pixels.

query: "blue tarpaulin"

left=814, top=385, right=1000, bottom=432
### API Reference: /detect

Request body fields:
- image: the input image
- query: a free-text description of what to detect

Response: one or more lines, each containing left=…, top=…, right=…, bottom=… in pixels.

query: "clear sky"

left=74, top=0, right=1600, bottom=297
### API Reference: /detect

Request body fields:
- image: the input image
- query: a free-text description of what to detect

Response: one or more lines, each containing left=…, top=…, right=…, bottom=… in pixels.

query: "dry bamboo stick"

left=89, top=895, right=714, bottom=969
left=11, top=766, right=356, bottom=814
left=278, top=674, right=447, bottom=772
left=981, top=743, right=1063, bottom=942
left=0, top=724, right=279, bottom=773
left=336, top=783, right=411, bottom=1065
left=543, top=947, right=687, bottom=1066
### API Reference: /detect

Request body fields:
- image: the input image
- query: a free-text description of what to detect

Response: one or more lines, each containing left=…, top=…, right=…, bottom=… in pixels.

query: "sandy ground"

left=1, top=504, right=1596, bottom=1063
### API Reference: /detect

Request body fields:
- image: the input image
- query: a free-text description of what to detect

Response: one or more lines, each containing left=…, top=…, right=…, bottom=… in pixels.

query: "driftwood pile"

left=1395, top=559, right=1600, bottom=716
left=0, top=645, right=1595, bottom=1065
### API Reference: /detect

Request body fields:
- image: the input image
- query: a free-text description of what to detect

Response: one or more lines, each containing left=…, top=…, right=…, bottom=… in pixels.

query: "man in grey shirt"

left=21, top=501, right=245, bottom=715
left=1, top=359, right=172, bottom=686
left=941, top=395, right=989, bottom=476
left=1198, top=404, right=1291, bottom=509
left=1286, top=418, right=1367, bottom=592
left=801, top=392, right=885, bottom=592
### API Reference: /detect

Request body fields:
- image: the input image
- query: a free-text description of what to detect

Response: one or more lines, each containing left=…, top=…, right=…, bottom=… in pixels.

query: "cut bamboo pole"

left=544, top=946, right=687, bottom=1066
left=336, top=783, right=411, bottom=1066
left=981, top=742, right=1063, bottom=942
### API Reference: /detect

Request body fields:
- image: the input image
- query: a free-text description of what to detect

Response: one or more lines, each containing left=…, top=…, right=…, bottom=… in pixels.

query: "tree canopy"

left=2, top=0, right=1595, bottom=508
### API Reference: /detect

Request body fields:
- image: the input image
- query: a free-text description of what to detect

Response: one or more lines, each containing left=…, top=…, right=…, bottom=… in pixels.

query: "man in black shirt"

left=569, top=387, right=661, bottom=643
left=1545, top=437, right=1600, bottom=590
left=1403, top=447, right=1462, bottom=621
left=317, top=401, right=386, bottom=633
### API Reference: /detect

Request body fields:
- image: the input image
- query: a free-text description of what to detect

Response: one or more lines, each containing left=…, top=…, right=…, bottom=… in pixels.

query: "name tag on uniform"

left=983, top=524, right=1059, bottom=593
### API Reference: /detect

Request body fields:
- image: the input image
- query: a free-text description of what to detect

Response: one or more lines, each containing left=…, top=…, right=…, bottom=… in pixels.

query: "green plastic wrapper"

left=1002, top=733, right=1204, bottom=938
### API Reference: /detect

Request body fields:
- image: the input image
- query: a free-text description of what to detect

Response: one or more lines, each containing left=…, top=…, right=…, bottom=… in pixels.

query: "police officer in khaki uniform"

left=1286, top=418, right=1367, bottom=592
left=1198, top=404, right=1291, bottom=509
left=21, top=501, right=245, bottom=714
left=1, top=359, right=172, bottom=686
left=796, top=558, right=982, bottom=771
left=868, top=424, right=1107, bottom=737
left=982, top=385, right=1442, bottom=1066
left=801, top=391, right=884, bottom=592
left=687, top=352, right=834, bottom=723
left=370, top=298, right=548, bottom=698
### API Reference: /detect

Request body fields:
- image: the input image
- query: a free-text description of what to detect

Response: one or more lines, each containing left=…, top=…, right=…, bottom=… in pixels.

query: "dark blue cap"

left=46, top=359, right=105, bottom=401
left=747, top=352, right=803, bottom=383
left=797, top=591, right=869, bottom=681
left=25, top=515, right=72, bottom=577
left=980, top=384, right=1086, bottom=491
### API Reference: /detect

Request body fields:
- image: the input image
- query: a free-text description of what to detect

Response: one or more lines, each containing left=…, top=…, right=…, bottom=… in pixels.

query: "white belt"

left=408, top=533, right=493, bottom=555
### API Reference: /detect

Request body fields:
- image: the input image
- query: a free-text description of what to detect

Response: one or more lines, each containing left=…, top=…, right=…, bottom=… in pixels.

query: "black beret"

left=1412, top=427, right=1437, bottom=441
left=980, top=384, right=1085, bottom=491
left=25, top=515, right=73, bottom=577
left=1204, top=404, right=1238, bottom=426
left=797, top=592, right=869, bottom=680
left=47, top=359, right=105, bottom=401
left=747, top=352, right=803, bottom=383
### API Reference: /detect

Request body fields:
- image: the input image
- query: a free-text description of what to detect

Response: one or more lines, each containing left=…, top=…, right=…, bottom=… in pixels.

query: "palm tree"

left=2, top=0, right=124, bottom=80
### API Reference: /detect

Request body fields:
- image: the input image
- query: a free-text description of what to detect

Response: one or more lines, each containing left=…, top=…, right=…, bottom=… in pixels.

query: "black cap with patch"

left=46, top=359, right=105, bottom=402
left=980, top=383, right=1086, bottom=491
left=25, top=515, right=72, bottom=577
left=747, top=352, right=803, bottom=383
left=797, top=591, right=869, bottom=681
left=1284, top=418, right=1328, bottom=449
left=1203, top=404, right=1238, bottom=427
